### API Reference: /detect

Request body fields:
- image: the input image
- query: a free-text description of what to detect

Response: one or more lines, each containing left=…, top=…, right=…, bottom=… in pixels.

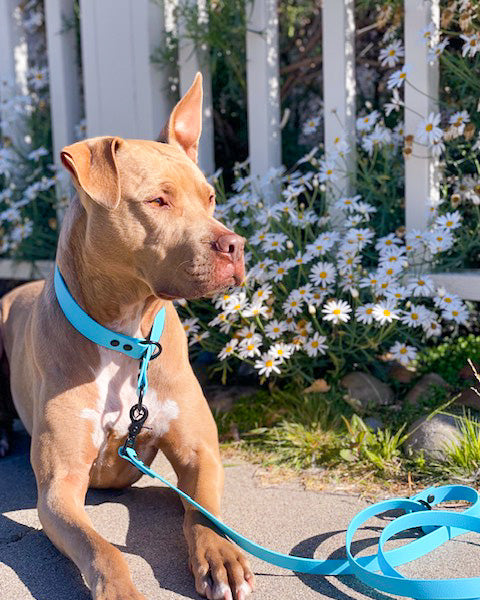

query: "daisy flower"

left=385, top=89, right=404, bottom=116
left=310, top=288, right=328, bottom=307
left=389, top=342, right=417, bottom=366
left=302, top=116, right=320, bottom=136
left=356, top=110, right=380, bottom=132
left=209, top=312, right=234, bottom=334
left=356, top=304, right=375, bottom=325
left=264, top=320, right=288, bottom=340
left=182, top=317, right=199, bottom=336
left=435, top=211, right=461, bottom=230
left=442, top=305, right=469, bottom=325
left=283, top=295, right=304, bottom=317
left=269, top=260, right=294, bottom=282
left=296, top=283, right=314, bottom=302
left=254, top=353, right=282, bottom=377
left=252, top=283, right=272, bottom=303
left=423, top=320, right=442, bottom=339
left=407, top=276, right=435, bottom=297
left=218, top=338, right=238, bottom=361
left=243, top=301, right=269, bottom=318
left=304, top=332, right=328, bottom=357
left=214, top=292, right=234, bottom=310
left=401, top=304, right=430, bottom=328
left=238, top=337, right=262, bottom=358
left=427, top=228, right=454, bottom=254
left=428, top=38, right=449, bottom=63
left=334, top=194, right=361, bottom=212
left=384, top=285, right=408, bottom=302
left=322, top=299, right=352, bottom=324
left=449, top=110, right=470, bottom=135
left=434, top=291, right=462, bottom=310
left=416, top=112, right=443, bottom=146
left=318, top=160, right=338, bottom=182
left=387, top=65, right=409, bottom=89
left=379, top=40, right=404, bottom=67
left=372, top=300, right=400, bottom=325
left=309, top=262, right=336, bottom=287
left=268, top=342, right=295, bottom=362
left=376, top=234, right=402, bottom=252
left=461, top=33, right=480, bottom=58
left=188, top=331, right=209, bottom=346
left=224, top=292, right=248, bottom=314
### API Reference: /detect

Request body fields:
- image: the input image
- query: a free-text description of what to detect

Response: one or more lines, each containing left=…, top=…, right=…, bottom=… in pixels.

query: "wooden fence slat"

left=321, top=0, right=356, bottom=201
left=0, top=0, right=28, bottom=146
left=80, top=0, right=172, bottom=141
left=404, top=0, right=440, bottom=231
left=177, top=0, right=215, bottom=174
left=246, top=0, right=281, bottom=186
left=44, top=0, right=82, bottom=209
left=429, top=272, right=480, bottom=302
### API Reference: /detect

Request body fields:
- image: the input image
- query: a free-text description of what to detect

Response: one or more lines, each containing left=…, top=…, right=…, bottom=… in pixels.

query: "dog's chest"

left=80, top=352, right=179, bottom=450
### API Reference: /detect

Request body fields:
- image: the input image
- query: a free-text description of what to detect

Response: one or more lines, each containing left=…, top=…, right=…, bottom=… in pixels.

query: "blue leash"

left=54, top=265, right=480, bottom=600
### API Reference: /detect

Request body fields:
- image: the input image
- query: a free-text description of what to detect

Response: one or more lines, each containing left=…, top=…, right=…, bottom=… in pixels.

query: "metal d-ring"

left=139, top=339, right=163, bottom=360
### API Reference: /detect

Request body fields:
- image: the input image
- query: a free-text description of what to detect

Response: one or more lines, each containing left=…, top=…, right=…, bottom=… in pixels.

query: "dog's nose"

left=213, top=233, right=244, bottom=261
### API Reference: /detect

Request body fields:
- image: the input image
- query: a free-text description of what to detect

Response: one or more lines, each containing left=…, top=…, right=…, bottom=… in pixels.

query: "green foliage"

left=417, top=334, right=480, bottom=385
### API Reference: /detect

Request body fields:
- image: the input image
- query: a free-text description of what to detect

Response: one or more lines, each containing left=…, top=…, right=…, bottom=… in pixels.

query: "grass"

left=212, top=338, right=480, bottom=489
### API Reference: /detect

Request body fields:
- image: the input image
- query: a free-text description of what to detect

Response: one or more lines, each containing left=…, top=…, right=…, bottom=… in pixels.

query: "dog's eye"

left=149, top=197, right=169, bottom=208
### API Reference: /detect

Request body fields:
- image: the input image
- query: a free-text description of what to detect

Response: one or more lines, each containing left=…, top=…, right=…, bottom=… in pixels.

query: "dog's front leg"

left=32, top=433, right=145, bottom=600
left=166, top=438, right=255, bottom=600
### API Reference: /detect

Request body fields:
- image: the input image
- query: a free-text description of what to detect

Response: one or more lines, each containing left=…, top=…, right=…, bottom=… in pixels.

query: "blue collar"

left=53, top=265, right=166, bottom=364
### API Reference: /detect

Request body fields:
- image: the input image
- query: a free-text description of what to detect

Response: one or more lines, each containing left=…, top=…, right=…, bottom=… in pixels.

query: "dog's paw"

left=189, top=527, right=255, bottom=600
left=0, top=425, right=11, bottom=458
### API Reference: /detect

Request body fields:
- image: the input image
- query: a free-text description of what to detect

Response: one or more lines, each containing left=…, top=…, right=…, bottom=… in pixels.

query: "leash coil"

left=120, top=446, right=480, bottom=600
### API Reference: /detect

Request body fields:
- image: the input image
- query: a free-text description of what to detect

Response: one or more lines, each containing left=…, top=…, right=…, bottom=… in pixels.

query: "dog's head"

left=60, top=74, right=244, bottom=300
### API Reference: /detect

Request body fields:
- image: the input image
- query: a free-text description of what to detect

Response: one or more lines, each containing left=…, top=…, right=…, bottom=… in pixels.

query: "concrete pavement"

left=1, top=421, right=479, bottom=600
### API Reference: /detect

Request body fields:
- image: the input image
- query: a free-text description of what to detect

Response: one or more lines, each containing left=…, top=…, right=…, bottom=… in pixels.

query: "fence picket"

left=404, top=0, right=440, bottom=232
left=321, top=0, right=356, bottom=201
left=79, top=0, right=172, bottom=141
left=246, top=0, right=281, bottom=188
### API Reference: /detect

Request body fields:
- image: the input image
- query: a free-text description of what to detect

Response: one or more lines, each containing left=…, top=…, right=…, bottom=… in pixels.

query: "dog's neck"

left=56, top=198, right=163, bottom=335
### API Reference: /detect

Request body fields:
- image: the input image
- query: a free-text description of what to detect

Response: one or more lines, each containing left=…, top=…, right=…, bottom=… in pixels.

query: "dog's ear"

left=61, top=137, right=123, bottom=209
left=164, top=72, right=203, bottom=164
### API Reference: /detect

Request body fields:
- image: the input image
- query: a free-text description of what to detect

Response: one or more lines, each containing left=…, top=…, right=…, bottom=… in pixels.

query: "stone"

left=389, top=362, right=416, bottom=384
left=364, top=416, right=383, bottom=432
left=405, top=373, right=450, bottom=405
left=456, top=387, right=480, bottom=412
left=205, top=385, right=258, bottom=413
left=340, top=372, right=394, bottom=412
left=458, top=361, right=480, bottom=383
left=404, top=414, right=462, bottom=461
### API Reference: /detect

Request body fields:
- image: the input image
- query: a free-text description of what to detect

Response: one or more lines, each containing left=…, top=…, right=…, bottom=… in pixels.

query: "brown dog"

left=0, top=74, right=254, bottom=600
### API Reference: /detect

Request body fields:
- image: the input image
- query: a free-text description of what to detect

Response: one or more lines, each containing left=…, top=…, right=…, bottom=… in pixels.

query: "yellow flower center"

left=446, top=220, right=453, bottom=227
left=266, top=360, right=273, bottom=367
left=320, top=271, right=327, bottom=278
left=411, top=313, right=418, bottom=320
left=326, top=169, right=333, bottom=175
left=333, top=309, right=341, bottom=315
left=400, top=348, right=407, bottom=354
left=383, top=309, right=391, bottom=316
left=366, top=308, right=373, bottom=314
left=278, top=349, right=284, bottom=355
left=312, top=341, right=319, bottom=348
left=453, top=310, right=459, bottom=316
left=426, top=124, right=433, bottom=132
left=389, top=49, right=395, bottom=56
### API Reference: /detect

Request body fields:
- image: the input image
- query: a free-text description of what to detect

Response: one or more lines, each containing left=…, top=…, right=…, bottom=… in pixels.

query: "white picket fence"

left=0, top=0, right=479, bottom=300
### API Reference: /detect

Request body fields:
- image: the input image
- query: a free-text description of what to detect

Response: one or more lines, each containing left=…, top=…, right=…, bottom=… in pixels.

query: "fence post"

left=80, top=0, right=173, bottom=141
left=321, top=0, right=356, bottom=202
left=245, top=0, right=281, bottom=188
left=404, top=0, right=440, bottom=231
left=177, top=0, right=215, bottom=174
left=0, top=0, right=28, bottom=146
left=44, top=0, right=82, bottom=209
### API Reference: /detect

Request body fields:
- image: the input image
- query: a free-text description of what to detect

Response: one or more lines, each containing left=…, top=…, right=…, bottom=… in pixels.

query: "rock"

left=405, top=373, right=450, bottom=405
left=458, top=361, right=480, bottom=383
left=389, top=362, right=416, bottom=384
left=456, top=387, right=480, bottom=412
left=304, top=379, right=331, bottom=394
left=364, top=416, right=383, bottom=432
left=404, top=414, right=462, bottom=461
left=340, top=372, right=394, bottom=412
left=205, top=385, right=258, bottom=413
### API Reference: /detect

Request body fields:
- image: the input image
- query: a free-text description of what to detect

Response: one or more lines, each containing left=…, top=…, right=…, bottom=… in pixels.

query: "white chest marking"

left=80, top=352, right=179, bottom=450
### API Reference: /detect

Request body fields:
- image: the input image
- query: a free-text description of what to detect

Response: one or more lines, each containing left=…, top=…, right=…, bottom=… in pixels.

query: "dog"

left=0, top=73, right=254, bottom=600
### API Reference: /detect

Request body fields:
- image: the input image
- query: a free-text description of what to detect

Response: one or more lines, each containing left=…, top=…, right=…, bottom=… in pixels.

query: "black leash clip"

left=139, top=339, right=163, bottom=360
left=120, top=403, right=149, bottom=455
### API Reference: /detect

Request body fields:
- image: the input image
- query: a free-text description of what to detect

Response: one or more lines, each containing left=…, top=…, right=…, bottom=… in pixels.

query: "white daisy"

left=416, top=112, right=443, bottom=146
left=461, top=33, right=480, bottom=58
left=449, top=110, right=470, bottom=135
left=423, top=320, right=442, bottom=338
left=283, top=294, right=304, bottom=317
left=309, top=262, right=336, bottom=287
left=264, top=320, right=288, bottom=340
left=435, top=211, right=461, bottom=230
left=372, top=300, right=400, bottom=325
left=304, top=332, right=328, bottom=357
left=379, top=40, right=404, bottom=68
left=218, top=338, right=239, bottom=360
left=356, top=110, right=380, bottom=132
left=387, top=65, right=409, bottom=89
left=269, top=260, right=294, bottom=282
left=322, top=299, right=352, bottom=324
left=401, top=304, right=430, bottom=328
left=442, top=305, right=469, bottom=325
left=389, top=342, right=417, bottom=366
left=268, top=342, right=295, bottom=362
left=407, top=276, right=435, bottom=297
left=238, top=337, right=262, bottom=358
left=182, top=317, right=199, bottom=336
left=254, top=353, right=282, bottom=377
left=356, top=304, right=375, bottom=325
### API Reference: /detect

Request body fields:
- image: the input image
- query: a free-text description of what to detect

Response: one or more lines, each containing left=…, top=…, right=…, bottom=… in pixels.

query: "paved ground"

left=1, top=421, right=480, bottom=600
